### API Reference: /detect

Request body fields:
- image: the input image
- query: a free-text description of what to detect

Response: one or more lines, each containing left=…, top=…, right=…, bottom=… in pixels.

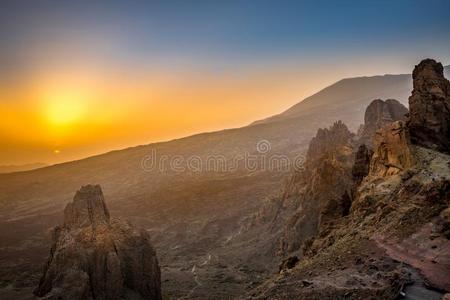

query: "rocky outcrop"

left=306, top=120, right=353, bottom=165
left=249, top=59, right=450, bottom=299
left=408, top=59, right=450, bottom=153
left=358, top=99, right=408, bottom=147
left=280, top=121, right=354, bottom=255
left=63, top=185, right=110, bottom=228
left=34, top=185, right=162, bottom=300
left=369, top=121, right=414, bottom=177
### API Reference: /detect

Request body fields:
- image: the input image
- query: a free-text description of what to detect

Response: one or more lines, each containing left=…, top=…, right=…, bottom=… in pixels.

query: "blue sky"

left=1, top=0, right=450, bottom=73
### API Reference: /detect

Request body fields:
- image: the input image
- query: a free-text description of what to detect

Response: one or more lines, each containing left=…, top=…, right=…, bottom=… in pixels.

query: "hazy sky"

left=1, top=0, right=450, bottom=165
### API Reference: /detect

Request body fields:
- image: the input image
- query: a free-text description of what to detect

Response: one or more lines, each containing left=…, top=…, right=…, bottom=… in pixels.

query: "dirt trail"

left=374, top=221, right=450, bottom=292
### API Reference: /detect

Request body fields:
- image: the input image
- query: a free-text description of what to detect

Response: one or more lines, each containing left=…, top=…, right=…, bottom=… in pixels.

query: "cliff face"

left=34, top=185, right=161, bottom=300
left=249, top=59, right=450, bottom=299
left=369, top=121, right=414, bottom=177
left=408, top=59, right=450, bottom=153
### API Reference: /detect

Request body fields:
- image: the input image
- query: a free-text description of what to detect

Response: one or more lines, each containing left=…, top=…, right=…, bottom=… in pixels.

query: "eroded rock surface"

left=408, top=58, right=450, bottom=153
left=359, top=99, right=408, bottom=147
left=369, top=121, right=414, bottom=177
left=279, top=121, right=354, bottom=255
left=34, top=185, right=161, bottom=300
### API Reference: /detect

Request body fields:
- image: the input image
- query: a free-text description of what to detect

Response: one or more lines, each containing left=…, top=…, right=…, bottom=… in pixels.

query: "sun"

left=44, top=90, right=88, bottom=126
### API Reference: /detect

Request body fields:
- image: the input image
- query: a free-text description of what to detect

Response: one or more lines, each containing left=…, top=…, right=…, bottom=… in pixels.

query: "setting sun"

left=44, top=91, right=88, bottom=126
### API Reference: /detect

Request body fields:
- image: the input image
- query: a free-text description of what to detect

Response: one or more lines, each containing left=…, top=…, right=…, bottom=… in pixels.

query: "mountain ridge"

left=253, top=65, right=450, bottom=126
left=0, top=163, right=47, bottom=174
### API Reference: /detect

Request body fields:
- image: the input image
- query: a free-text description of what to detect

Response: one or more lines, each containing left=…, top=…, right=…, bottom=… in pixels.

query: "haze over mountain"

left=0, top=163, right=47, bottom=174
left=1, top=63, right=449, bottom=299
left=255, top=65, right=450, bottom=128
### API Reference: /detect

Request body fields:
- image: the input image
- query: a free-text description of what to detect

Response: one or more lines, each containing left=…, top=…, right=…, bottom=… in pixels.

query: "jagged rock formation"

left=34, top=185, right=161, bottom=300
left=358, top=99, right=408, bottom=147
left=408, top=59, right=450, bottom=153
left=279, top=121, right=355, bottom=255
left=306, top=120, right=354, bottom=165
left=369, top=121, right=414, bottom=177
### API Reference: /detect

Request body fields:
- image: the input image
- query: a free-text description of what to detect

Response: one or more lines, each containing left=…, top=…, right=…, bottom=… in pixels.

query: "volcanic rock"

left=408, top=59, right=450, bottom=153
left=358, top=99, right=408, bottom=147
left=34, top=185, right=162, bottom=300
left=306, top=120, right=353, bottom=165
left=369, top=121, right=414, bottom=177
left=280, top=121, right=354, bottom=255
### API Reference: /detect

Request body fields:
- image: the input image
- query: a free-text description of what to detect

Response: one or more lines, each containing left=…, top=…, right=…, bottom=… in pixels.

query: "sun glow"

left=44, top=91, right=88, bottom=126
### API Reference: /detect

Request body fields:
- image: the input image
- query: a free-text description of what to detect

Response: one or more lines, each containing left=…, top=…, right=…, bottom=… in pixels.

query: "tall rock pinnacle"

left=64, top=184, right=110, bottom=228
left=34, top=185, right=162, bottom=300
left=408, top=58, right=450, bottom=153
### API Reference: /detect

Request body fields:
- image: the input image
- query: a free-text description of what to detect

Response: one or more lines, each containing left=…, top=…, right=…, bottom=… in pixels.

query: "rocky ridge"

left=248, top=59, right=450, bottom=299
left=34, top=185, right=161, bottom=300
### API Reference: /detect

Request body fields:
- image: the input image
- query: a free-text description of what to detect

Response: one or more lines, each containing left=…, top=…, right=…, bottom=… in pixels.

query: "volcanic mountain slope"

left=248, top=59, right=450, bottom=299
left=0, top=64, right=448, bottom=299
left=254, top=65, right=450, bottom=128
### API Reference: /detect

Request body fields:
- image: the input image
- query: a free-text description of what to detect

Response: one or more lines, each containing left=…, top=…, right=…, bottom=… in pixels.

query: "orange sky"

left=0, top=55, right=446, bottom=166
left=0, top=60, right=337, bottom=165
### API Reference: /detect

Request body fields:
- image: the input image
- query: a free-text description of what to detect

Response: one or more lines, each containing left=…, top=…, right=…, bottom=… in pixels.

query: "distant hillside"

left=0, top=163, right=47, bottom=174
left=253, top=65, right=450, bottom=128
